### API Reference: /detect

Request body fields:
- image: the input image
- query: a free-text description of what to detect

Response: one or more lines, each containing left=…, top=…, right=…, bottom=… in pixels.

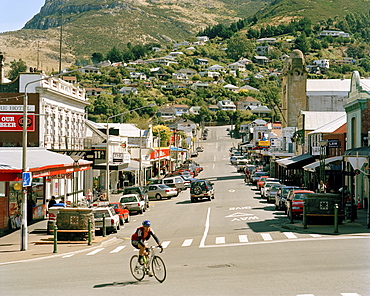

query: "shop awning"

left=302, top=156, right=343, bottom=172
left=122, top=160, right=152, bottom=172
left=92, top=163, right=129, bottom=171
left=170, top=147, right=187, bottom=152
left=0, top=147, right=92, bottom=181
left=276, top=153, right=314, bottom=169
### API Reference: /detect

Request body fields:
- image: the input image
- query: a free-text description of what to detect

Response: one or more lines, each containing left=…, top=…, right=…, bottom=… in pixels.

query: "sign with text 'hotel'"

left=0, top=113, right=35, bottom=132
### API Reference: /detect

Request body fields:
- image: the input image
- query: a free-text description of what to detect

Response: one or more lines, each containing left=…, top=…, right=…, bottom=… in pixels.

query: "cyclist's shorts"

left=131, top=240, right=145, bottom=249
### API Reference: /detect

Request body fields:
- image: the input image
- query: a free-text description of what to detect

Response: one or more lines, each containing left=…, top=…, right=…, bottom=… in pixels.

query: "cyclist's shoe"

left=147, top=270, right=153, bottom=277
left=138, top=257, right=144, bottom=265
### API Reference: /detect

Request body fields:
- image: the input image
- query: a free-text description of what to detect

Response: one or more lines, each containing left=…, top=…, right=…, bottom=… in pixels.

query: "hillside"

left=1, top=0, right=369, bottom=74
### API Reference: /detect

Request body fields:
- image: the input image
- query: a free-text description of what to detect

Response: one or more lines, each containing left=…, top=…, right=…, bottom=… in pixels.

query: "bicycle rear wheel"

left=130, top=255, right=145, bottom=281
left=152, top=256, right=166, bottom=283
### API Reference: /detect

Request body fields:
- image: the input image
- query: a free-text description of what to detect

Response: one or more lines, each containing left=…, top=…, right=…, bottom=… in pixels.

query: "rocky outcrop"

left=24, top=0, right=133, bottom=30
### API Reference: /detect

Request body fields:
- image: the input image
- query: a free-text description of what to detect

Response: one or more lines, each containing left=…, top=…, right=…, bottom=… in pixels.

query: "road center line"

left=200, top=207, right=211, bottom=248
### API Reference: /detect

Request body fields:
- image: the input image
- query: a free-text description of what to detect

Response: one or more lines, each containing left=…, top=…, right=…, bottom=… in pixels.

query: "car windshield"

left=164, top=180, right=174, bottom=185
left=293, top=193, right=314, bottom=200
left=120, top=196, right=137, bottom=203
left=124, top=188, right=140, bottom=194
left=254, top=172, right=265, bottom=177
left=159, top=185, right=168, bottom=189
left=110, top=204, right=118, bottom=209
left=271, top=185, right=282, bottom=191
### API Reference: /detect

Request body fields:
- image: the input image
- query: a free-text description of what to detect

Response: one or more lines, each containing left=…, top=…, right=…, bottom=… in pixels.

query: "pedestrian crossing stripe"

left=182, top=239, right=193, bottom=247
left=110, top=246, right=126, bottom=253
left=87, top=248, right=104, bottom=256
left=284, top=232, right=297, bottom=239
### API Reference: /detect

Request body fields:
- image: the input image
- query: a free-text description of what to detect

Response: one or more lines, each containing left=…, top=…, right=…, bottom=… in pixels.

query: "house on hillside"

left=173, top=104, right=189, bottom=116
left=236, top=97, right=262, bottom=110
left=118, top=86, right=138, bottom=95
left=318, top=30, right=350, bottom=38
left=253, top=56, right=269, bottom=65
left=194, top=58, right=209, bottom=66
left=227, top=62, right=246, bottom=72
left=223, top=84, right=239, bottom=92
left=189, top=106, right=201, bottom=115
left=85, top=87, right=106, bottom=96
left=217, top=100, right=236, bottom=111
left=80, top=66, right=100, bottom=74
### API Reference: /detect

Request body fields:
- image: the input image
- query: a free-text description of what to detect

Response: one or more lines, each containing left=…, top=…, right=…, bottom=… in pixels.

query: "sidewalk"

left=0, top=219, right=115, bottom=265
left=280, top=208, right=370, bottom=235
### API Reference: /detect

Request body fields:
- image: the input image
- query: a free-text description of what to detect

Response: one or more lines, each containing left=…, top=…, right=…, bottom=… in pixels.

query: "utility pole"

left=59, top=12, right=63, bottom=73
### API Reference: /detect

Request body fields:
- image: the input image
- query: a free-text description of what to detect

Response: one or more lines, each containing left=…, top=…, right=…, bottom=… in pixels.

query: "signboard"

left=150, top=148, right=170, bottom=160
left=113, top=152, right=124, bottom=162
left=328, top=139, right=340, bottom=148
left=22, top=172, right=32, bottom=187
left=0, top=113, right=35, bottom=132
left=257, top=140, right=270, bottom=147
left=0, top=105, right=35, bottom=112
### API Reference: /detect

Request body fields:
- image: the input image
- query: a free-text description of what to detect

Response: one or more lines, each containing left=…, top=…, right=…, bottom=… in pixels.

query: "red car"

left=256, top=176, right=269, bottom=190
left=285, top=190, right=315, bottom=218
left=109, top=202, right=130, bottom=225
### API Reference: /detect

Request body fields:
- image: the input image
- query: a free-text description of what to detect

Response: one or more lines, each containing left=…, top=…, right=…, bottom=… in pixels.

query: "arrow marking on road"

left=225, top=212, right=254, bottom=218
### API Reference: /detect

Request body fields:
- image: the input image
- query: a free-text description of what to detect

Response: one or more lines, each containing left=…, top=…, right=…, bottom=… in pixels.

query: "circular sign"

left=18, top=116, right=33, bottom=128
left=13, top=183, right=22, bottom=190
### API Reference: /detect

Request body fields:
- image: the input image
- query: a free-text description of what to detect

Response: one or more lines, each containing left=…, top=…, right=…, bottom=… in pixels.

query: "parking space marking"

left=110, top=246, right=126, bottom=253
left=182, top=239, right=193, bottom=247
left=261, top=233, right=272, bottom=241
left=238, top=235, right=248, bottom=243
left=87, top=248, right=104, bottom=256
left=284, top=232, right=297, bottom=239
left=216, top=237, right=225, bottom=244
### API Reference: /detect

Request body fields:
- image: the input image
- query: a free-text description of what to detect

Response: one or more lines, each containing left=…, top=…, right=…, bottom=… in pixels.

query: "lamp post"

left=319, top=140, right=328, bottom=184
left=21, top=65, right=97, bottom=251
left=105, top=103, right=155, bottom=200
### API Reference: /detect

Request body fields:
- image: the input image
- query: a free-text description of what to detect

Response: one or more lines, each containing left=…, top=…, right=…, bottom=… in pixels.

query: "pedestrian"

left=48, top=196, right=57, bottom=209
left=99, top=193, right=106, bottom=201
left=317, top=180, right=326, bottom=193
left=86, top=189, right=93, bottom=207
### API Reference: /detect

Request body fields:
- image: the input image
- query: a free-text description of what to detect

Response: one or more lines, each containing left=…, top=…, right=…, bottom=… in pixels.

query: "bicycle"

left=130, top=245, right=167, bottom=283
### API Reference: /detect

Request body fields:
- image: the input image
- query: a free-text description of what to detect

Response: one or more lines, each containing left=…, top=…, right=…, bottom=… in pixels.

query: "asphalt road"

left=1, top=126, right=369, bottom=296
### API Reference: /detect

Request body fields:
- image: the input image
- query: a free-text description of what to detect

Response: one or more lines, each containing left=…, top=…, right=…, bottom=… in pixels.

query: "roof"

left=300, top=111, right=346, bottom=130
left=307, top=79, right=350, bottom=93
left=303, top=156, right=343, bottom=172
left=308, top=115, right=346, bottom=134
left=276, top=153, right=314, bottom=168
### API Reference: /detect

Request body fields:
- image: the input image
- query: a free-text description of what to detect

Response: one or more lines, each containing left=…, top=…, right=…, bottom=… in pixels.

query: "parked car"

left=119, top=194, right=145, bottom=214
left=109, top=202, right=130, bottom=224
left=122, top=186, right=149, bottom=210
left=275, top=186, right=301, bottom=210
left=285, top=190, right=315, bottom=218
left=260, top=181, right=281, bottom=199
left=196, top=146, right=204, bottom=152
left=251, top=171, right=268, bottom=184
left=146, top=184, right=177, bottom=200
left=266, top=184, right=284, bottom=203
left=256, top=176, right=270, bottom=190
left=236, top=159, right=250, bottom=172
left=150, top=176, right=185, bottom=195
left=190, top=179, right=214, bottom=202
left=230, top=155, right=246, bottom=165
left=92, top=207, right=120, bottom=234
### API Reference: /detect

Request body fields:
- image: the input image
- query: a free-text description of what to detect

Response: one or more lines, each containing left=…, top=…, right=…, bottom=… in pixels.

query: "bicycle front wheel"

left=130, top=255, right=145, bottom=281
left=152, top=256, right=166, bottom=283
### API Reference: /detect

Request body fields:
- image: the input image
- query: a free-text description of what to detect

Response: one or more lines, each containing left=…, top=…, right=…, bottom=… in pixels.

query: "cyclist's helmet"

left=142, top=220, right=151, bottom=227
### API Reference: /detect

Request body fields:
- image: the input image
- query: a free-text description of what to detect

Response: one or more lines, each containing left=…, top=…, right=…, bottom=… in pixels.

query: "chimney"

left=0, top=52, right=5, bottom=83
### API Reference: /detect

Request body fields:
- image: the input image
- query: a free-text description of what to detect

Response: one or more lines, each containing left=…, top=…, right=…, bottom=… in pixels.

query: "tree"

left=153, top=125, right=172, bottom=146
left=227, top=34, right=254, bottom=60
left=92, top=52, right=104, bottom=64
left=106, top=46, right=122, bottom=63
left=8, top=59, right=27, bottom=80
left=295, top=32, right=311, bottom=54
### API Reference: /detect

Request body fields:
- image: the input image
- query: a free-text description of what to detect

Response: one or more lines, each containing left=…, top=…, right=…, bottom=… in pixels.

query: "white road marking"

left=309, top=234, right=322, bottom=238
left=182, top=239, right=193, bottom=247
left=341, top=293, right=362, bottom=296
left=261, top=233, right=272, bottom=241
left=284, top=232, right=297, bottom=239
left=110, top=246, right=126, bottom=253
left=161, top=241, right=171, bottom=248
left=239, top=235, right=248, bottom=243
left=216, top=237, right=225, bottom=244
left=200, top=207, right=211, bottom=248
left=297, top=294, right=314, bottom=296
left=87, top=248, right=104, bottom=256
left=62, top=254, right=75, bottom=258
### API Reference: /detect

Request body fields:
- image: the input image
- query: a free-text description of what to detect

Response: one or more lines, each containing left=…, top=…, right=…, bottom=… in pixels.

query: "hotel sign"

left=0, top=113, right=35, bottom=132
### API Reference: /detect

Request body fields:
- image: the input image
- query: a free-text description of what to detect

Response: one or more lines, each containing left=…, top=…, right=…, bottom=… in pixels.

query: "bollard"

left=88, top=218, right=92, bottom=246
left=303, top=201, right=307, bottom=229
left=102, top=213, right=106, bottom=237
left=289, top=200, right=294, bottom=224
left=53, top=224, right=58, bottom=253
left=334, top=203, right=339, bottom=234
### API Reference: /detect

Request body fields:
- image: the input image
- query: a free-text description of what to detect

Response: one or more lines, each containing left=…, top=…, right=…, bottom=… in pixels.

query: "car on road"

left=275, top=186, right=301, bottom=210
left=256, top=176, right=270, bottom=190
left=119, top=193, right=146, bottom=214
left=251, top=171, right=268, bottom=184
left=146, top=184, right=177, bottom=200
left=260, top=181, right=281, bottom=199
left=285, top=190, right=315, bottom=218
left=122, top=186, right=149, bottom=210
left=92, top=207, right=120, bottom=234
left=266, top=184, right=284, bottom=203
left=196, top=146, right=204, bottom=152
left=190, top=179, right=214, bottom=202
left=109, top=202, right=130, bottom=224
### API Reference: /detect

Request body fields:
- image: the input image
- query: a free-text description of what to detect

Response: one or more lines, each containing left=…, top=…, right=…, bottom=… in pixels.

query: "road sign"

left=22, top=172, right=32, bottom=187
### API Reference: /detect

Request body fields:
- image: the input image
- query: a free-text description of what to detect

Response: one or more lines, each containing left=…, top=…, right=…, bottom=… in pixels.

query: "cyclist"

left=131, top=220, right=162, bottom=265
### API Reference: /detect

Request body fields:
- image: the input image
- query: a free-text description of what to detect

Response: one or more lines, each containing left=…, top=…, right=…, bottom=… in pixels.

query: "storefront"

left=0, top=148, right=91, bottom=233
left=150, top=147, right=170, bottom=177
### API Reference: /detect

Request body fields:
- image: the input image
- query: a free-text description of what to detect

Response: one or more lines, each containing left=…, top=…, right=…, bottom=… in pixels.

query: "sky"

left=0, top=0, right=45, bottom=33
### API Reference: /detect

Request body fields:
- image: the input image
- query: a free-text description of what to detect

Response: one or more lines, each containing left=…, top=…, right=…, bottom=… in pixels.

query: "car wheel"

left=193, top=186, right=202, bottom=195
left=125, top=215, right=130, bottom=223
left=156, top=193, right=162, bottom=200
left=191, top=197, right=196, bottom=203
left=120, top=218, right=124, bottom=226
left=139, top=208, right=143, bottom=214
left=208, top=195, right=211, bottom=201
left=116, top=224, right=120, bottom=231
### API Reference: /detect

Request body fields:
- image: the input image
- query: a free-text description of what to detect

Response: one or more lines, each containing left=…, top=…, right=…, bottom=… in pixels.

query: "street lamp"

left=105, top=103, right=155, bottom=200
left=21, top=65, right=96, bottom=251
left=319, top=139, right=328, bottom=184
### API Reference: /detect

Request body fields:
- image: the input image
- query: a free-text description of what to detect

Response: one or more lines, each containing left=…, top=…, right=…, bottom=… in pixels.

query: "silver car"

left=92, top=207, right=120, bottom=234
left=146, top=184, right=177, bottom=200
left=119, top=194, right=145, bottom=214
